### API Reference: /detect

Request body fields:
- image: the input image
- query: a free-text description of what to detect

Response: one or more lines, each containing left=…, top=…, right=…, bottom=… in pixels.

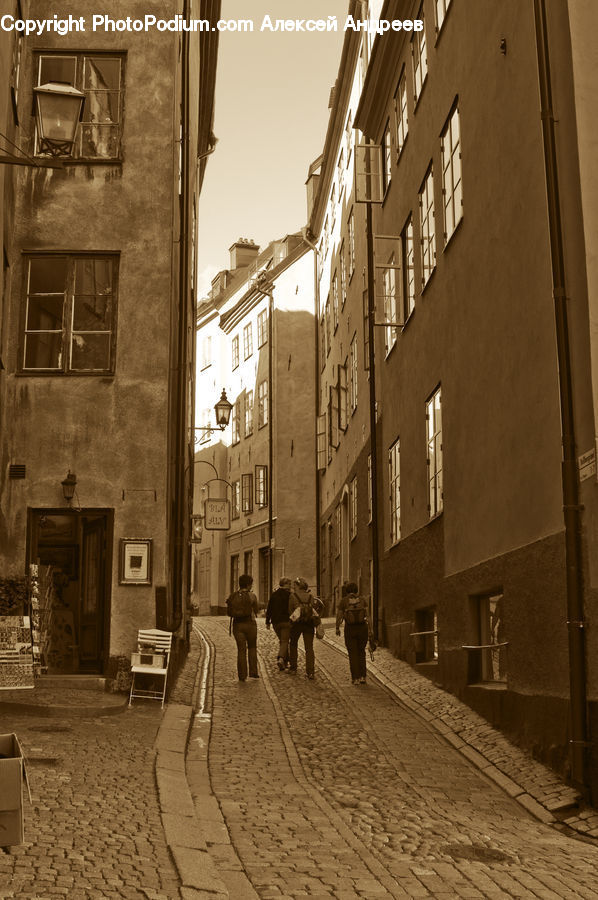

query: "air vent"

left=9, top=465, right=26, bottom=479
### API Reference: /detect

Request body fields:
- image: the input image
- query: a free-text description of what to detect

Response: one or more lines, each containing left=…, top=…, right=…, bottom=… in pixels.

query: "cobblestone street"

left=0, top=703, right=180, bottom=900
left=197, top=618, right=598, bottom=899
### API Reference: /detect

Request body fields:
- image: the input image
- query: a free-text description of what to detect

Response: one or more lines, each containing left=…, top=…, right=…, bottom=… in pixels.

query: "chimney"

left=229, top=238, right=260, bottom=270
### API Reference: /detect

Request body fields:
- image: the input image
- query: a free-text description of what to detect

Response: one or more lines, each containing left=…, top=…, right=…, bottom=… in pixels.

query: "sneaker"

left=359, top=677, right=366, bottom=684
left=277, top=658, right=285, bottom=671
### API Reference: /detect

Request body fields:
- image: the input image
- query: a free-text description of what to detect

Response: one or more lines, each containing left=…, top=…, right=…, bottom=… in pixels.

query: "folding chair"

left=128, top=628, right=173, bottom=708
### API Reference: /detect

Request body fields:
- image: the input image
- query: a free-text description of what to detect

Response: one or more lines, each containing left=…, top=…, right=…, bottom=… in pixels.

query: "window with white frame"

left=382, top=123, right=392, bottom=194
left=412, top=7, right=428, bottom=103
left=395, top=68, right=408, bottom=157
left=258, top=379, right=268, bottom=428
left=349, top=477, right=358, bottom=540
left=255, top=465, right=268, bottom=507
left=36, top=53, right=124, bottom=160
left=419, top=166, right=436, bottom=286
left=350, top=335, right=358, bottom=412
left=21, top=254, right=117, bottom=374
left=257, top=308, right=268, bottom=347
left=331, top=183, right=336, bottom=231
left=317, top=415, right=327, bottom=470
left=367, top=454, right=372, bottom=522
left=332, top=271, right=339, bottom=331
left=232, top=399, right=241, bottom=444
left=401, top=217, right=415, bottom=319
left=201, top=335, right=212, bottom=369
left=389, top=439, right=401, bottom=544
left=382, top=254, right=398, bottom=356
left=338, top=362, right=348, bottom=432
left=245, top=390, right=253, bottom=436
left=232, top=335, right=239, bottom=369
left=243, top=322, right=253, bottom=359
left=340, top=241, right=347, bottom=307
left=441, top=104, right=462, bottom=243
left=231, top=481, right=240, bottom=519
left=426, top=387, right=443, bottom=517
left=325, top=295, right=331, bottom=354
left=348, top=209, right=355, bottom=276
left=435, top=0, right=453, bottom=33
left=242, top=473, right=253, bottom=514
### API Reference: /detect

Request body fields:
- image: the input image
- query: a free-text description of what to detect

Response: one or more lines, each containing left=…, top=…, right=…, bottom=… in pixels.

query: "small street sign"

left=204, top=498, right=231, bottom=531
left=578, top=448, right=596, bottom=483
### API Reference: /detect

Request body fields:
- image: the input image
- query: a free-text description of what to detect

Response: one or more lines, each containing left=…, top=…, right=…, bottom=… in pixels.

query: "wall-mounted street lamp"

left=61, top=471, right=77, bottom=505
left=193, top=389, right=233, bottom=442
left=1, top=81, right=85, bottom=168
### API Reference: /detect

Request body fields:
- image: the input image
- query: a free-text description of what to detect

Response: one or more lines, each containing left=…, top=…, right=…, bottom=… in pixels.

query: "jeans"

left=344, top=622, right=368, bottom=680
left=273, top=621, right=291, bottom=663
left=232, top=617, right=258, bottom=680
left=289, top=622, right=315, bottom=676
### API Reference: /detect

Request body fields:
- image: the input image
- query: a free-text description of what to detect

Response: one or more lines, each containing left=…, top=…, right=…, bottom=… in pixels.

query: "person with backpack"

left=226, top=573, right=260, bottom=681
left=288, top=577, right=323, bottom=680
left=265, top=577, right=292, bottom=670
left=335, top=581, right=370, bottom=684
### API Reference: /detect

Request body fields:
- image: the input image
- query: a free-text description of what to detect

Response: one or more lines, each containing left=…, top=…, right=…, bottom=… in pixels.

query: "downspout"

left=533, top=0, right=588, bottom=794
left=303, top=232, right=322, bottom=596
left=366, top=201, right=380, bottom=641
left=268, top=285, right=274, bottom=596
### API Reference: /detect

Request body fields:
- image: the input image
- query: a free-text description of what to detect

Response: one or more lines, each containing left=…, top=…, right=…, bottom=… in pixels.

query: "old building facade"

left=0, top=0, right=220, bottom=680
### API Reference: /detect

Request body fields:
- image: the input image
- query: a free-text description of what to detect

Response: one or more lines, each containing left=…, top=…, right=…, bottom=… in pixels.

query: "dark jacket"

left=266, top=588, right=291, bottom=626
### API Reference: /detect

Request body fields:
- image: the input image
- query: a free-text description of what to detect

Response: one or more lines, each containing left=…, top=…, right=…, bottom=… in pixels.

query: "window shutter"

left=317, top=414, right=327, bottom=471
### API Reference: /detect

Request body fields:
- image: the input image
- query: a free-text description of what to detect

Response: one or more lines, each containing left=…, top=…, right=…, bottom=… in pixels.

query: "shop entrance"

left=28, top=509, right=112, bottom=674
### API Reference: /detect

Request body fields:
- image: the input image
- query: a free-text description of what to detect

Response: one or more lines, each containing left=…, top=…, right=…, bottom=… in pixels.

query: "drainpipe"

left=303, top=232, right=322, bottom=596
left=366, top=202, right=380, bottom=641
left=533, top=0, right=588, bottom=794
left=268, top=284, right=274, bottom=597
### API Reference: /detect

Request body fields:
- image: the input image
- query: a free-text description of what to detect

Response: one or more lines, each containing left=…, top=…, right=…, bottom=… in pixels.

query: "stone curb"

left=155, top=703, right=228, bottom=899
left=321, top=625, right=596, bottom=834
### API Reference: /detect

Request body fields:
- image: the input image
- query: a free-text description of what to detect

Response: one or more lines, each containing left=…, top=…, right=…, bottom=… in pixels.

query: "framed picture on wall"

left=119, top=538, right=152, bottom=585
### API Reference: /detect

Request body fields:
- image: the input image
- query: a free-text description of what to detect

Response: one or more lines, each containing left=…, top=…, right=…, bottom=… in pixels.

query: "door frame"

left=26, top=507, right=114, bottom=674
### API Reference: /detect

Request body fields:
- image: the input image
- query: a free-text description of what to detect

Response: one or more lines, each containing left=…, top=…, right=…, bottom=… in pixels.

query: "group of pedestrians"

left=226, top=574, right=374, bottom=685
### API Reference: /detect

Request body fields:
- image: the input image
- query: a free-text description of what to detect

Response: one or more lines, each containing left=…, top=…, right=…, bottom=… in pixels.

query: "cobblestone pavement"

left=0, top=703, right=180, bottom=899
left=196, top=617, right=598, bottom=899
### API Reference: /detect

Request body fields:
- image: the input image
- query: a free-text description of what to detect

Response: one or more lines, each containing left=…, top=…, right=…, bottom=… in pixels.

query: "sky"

left=197, top=0, right=349, bottom=297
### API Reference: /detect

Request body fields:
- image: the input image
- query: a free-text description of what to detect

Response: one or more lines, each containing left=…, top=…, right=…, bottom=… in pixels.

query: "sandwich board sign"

left=204, top=498, right=230, bottom=531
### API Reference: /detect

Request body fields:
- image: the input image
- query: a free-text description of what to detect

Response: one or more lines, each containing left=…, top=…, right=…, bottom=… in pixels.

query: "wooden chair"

left=128, top=628, right=173, bottom=708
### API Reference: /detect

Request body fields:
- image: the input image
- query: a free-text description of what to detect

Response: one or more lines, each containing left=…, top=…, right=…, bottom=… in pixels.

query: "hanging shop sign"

left=204, top=498, right=231, bottom=531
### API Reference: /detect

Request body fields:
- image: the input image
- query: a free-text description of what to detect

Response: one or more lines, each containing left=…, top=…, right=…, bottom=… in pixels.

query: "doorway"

left=28, top=509, right=112, bottom=674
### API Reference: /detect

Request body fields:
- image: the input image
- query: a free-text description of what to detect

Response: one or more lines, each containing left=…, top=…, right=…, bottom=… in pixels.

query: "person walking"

left=288, top=577, right=323, bottom=680
left=226, top=573, right=259, bottom=681
left=266, top=577, right=292, bottom=670
left=336, top=581, right=370, bottom=684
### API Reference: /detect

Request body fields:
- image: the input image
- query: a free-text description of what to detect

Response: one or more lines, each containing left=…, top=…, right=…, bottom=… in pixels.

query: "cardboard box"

left=0, top=733, right=25, bottom=846
left=131, top=652, right=165, bottom=668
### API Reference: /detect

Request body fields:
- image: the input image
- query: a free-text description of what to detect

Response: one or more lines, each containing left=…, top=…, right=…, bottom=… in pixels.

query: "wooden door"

left=79, top=516, right=106, bottom=671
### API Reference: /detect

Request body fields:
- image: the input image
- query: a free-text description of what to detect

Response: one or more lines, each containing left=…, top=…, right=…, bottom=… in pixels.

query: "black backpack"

left=228, top=589, right=253, bottom=618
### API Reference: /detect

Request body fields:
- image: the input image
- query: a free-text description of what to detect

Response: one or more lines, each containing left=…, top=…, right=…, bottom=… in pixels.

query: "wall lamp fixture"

left=193, top=389, right=233, bottom=442
left=1, top=81, right=85, bottom=168
left=61, top=471, right=77, bottom=505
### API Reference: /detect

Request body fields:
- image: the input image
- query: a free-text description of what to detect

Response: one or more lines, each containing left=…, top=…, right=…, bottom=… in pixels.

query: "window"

left=325, top=296, right=331, bottom=354
left=198, top=408, right=211, bottom=445
left=317, top=414, right=327, bottom=470
left=244, top=550, right=253, bottom=578
left=319, top=315, right=326, bottom=371
left=245, top=390, right=254, bottom=436
left=395, top=69, right=408, bottom=157
left=350, top=335, right=358, bottom=412
left=242, top=474, right=253, bottom=514
left=334, top=505, right=342, bottom=557
left=340, top=242, right=347, bottom=308
left=9, top=0, right=23, bottom=124
left=367, top=454, right=372, bottom=522
left=348, top=210, right=355, bottom=276
left=389, top=439, right=401, bottom=544
left=255, top=465, right=268, bottom=507
left=435, top=0, right=453, bottom=32
left=231, top=481, right=240, bottom=519
left=441, top=104, right=462, bottom=243
left=332, top=271, right=339, bottom=331
left=412, top=8, right=428, bottom=103
left=414, top=606, right=438, bottom=662
left=257, top=309, right=268, bottom=347
left=232, top=335, right=239, bottom=369
left=21, top=254, right=117, bottom=374
left=330, top=183, right=336, bottom=231
left=401, top=217, right=415, bottom=320
left=363, top=290, right=370, bottom=372
left=477, top=594, right=506, bottom=683
left=258, top=380, right=268, bottom=427
left=345, top=111, right=353, bottom=162
left=382, top=123, right=392, bottom=194
left=426, top=387, right=443, bottom=517
left=349, top=477, right=357, bottom=540
left=243, top=322, right=253, bottom=359
left=230, top=554, right=239, bottom=592
left=201, top=335, right=212, bottom=369
left=36, top=53, right=124, bottom=160
left=382, top=255, right=398, bottom=356
left=419, top=167, right=436, bottom=286
left=232, top=399, right=241, bottom=444
left=338, top=362, right=348, bottom=432
left=328, top=384, right=339, bottom=450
